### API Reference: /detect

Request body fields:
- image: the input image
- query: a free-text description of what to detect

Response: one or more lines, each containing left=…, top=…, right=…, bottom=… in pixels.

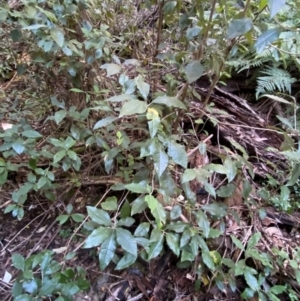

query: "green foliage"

left=1, top=0, right=300, bottom=299
left=11, top=251, right=89, bottom=301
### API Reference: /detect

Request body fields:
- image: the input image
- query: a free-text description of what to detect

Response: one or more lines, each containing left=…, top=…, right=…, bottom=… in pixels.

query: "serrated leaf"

left=166, top=232, right=180, bottom=256
left=87, top=206, right=111, bottom=226
left=83, top=227, right=112, bottom=248
left=168, top=142, right=187, bottom=168
left=101, top=63, right=121, bottom=76
left=99, top=233, right=116, bottom=270
left=145, top=195, right=166, bottom=225
left=50, top=28, right=64, bottom=47
left=119, top=100, right=147, bottom=117
left=117, top=217, right=135, bottom=227
left=152, top=96, right=186, bottom=109
left=217, top=183, right=235, bottom=197
left=254, top=28, right=281, bottom=54
left=93, top=116, right=118, bottom=130
left=268, top=0, right=286, bottom=18
left=185, top=61, right=204, bottom=83
left=116, top=228, right=137, bottom=256
left=226, top=18, right=252, bottom=39
left=135, top=75, right=150, bottom=100
left=148, top=234, right=164, bottom=260
left=247, top=232, right=261, bottom=249
left=153, top=149, right=168, bottom=178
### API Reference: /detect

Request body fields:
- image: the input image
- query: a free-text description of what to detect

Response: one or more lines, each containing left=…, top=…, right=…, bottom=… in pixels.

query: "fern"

left=256, top=67, right=296, bottom=99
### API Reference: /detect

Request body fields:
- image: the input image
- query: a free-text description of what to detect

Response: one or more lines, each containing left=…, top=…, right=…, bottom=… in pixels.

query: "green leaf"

left=203, top=182, right=216, bottom=198
left=145, top=195, right=166, bottom=225
left=224, top=158, right=237, bottom=182
left=202, top=203, right=227, bottom=218
left=53, top=150, right=66, bottom=163
left=152, top=96, right=186, bottom=109
left=282, top=151, right=300, bottom=161
left=94, top=116, right=118, bottom=130
left=115, top=252, right=137, bottom=270
left=148, top=118, right=160, bottom=138
left=181, top=169, right=196, bottom=183
left=131, top=196, right=147, bottom=215
left=71, top=213, right=84, bottom=223
left=268, top=0, right=286, bottom=18
left=217, top=183, right=235, bottom=197
left=54, top=110, right=67, bottom=124
left=205, top=163, right=228, bottom=174
left=195, top=210, right=210, bottom=238
left=231, top=235, right=244, bottom=250
left=67, top=150, right=78, bottom=161
left=101, top=63, right=121, bottom=76
left=12, top=254, right=25, bottom=271
left=226, top=18, right=252, bottom=39
left=168, top=141, right=188, bottom=168
left=166, top=232, right=180, bottom=256
left=50, top=28, right=65, bottom=47
left=62, top=46, right=72, bottom=56
left=241, top=288, right=255, bottom=299
left=116, top=228, right=137, bottom=256
left=56, top=215, right=69, bottom=225
left=65, top=136, right=76, bottom=149
left=148, top=234, right=164, bottom=260
left=134, top=222, right=150, bottom=237
left=10, top=29, right=22, bottom=42
left=101, top=197, right=118, bottom=211
left=287, top=163, right=300, bottom=186
left=49, top=138, right=64, bottom=148
left=135, top=75, right=150, bottom=100
left=83, top=227, right=112, bottom=248
left=37, top=176, right=47, bottom=189
left=124, top=182, right=150, bottom=193
left=0, top=170, right=8, bottom=185
left=185, top=61, right=204, bottom=83
left=247, top=232, right=261, bottom=250
left=117, top=217, right=135, bottom=227
left=99, top=232, right=116, bottom=270
left=202, top=251, right=215, bottom=270
left=186, top=26, right=202, bottom=40
left=153, top=149, right=168, bottom=178
left=254, top=28, right=281, bottom=54
left=119, top=100, right=147, bottom=117
left=180, top=229, right=191, bottom=247
left=170, top=205, right=182, bottom=220
left=87, top=206, right=112, bottom=226
left=244, top=267, right=259, bottom=290
left=12, top=141, right=25, bottom=154
left=107, top=94, right=136, bottom=102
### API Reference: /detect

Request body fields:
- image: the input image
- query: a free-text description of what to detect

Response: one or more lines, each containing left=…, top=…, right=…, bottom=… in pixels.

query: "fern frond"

left=256, top=67, right=296, bottom=99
